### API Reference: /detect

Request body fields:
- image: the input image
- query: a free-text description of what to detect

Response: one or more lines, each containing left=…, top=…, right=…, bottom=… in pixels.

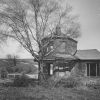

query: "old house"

left=41, top=26, right=100, bottom=79
left=75, top=49, right=100, bottom=77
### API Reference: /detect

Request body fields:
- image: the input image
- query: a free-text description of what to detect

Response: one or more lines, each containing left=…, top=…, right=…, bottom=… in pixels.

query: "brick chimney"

left=55, top=25, right=61, bottom=36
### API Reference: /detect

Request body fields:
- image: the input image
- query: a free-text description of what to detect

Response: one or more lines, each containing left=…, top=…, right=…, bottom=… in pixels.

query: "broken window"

left=58, top=41, right=66, bottom=53
left=50, top=64, right=53, bottom=75
left=87, top=63, right=100, bottom=76
left=46, top=47, right=49, bottom=52
left=50, top=46, right=53, bottom=50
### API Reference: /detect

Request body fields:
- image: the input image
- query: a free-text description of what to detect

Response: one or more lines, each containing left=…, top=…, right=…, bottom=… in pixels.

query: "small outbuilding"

left=74, top=49, right=100, bottom=77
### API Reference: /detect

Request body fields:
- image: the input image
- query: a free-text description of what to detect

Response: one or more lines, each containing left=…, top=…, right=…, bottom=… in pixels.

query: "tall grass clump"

left=55, top=77, right=81, bottom=88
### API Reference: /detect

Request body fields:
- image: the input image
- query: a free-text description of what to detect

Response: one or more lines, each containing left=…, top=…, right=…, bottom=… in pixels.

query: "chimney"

left=55, top=25, right=61, bottom=36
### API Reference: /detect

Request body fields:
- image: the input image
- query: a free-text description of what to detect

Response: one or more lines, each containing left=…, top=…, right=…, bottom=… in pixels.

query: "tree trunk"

left=38, top=61, right=46, bottom=85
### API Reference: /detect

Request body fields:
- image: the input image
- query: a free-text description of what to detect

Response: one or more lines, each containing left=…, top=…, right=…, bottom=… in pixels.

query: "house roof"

left=55, top=53, right=77, bottom=60
left=76, top=49, right=100, bottom=60
left=43, top=49, right=100, bottom=61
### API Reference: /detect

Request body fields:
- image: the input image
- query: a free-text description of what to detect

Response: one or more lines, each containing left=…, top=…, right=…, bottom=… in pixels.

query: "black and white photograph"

left=0, top=0, right=100, bottom=100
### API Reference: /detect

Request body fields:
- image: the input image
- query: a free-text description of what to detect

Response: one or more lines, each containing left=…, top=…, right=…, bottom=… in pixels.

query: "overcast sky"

left=0, top=0, right=100, bottom=58
left=68, top=0, right=100, bottom=50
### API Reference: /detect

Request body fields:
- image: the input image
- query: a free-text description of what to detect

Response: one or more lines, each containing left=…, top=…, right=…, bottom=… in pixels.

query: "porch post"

left=99, top=63, right=100, bottom=76
left=96, top=63, right=97, bottom=77
left=85, top=63, right=87, bottom=76
left=58, top=65, right=59, bottom=77
left=89, top=64, right=90, bottom=77
left=50, top=64, right=53, bottom=75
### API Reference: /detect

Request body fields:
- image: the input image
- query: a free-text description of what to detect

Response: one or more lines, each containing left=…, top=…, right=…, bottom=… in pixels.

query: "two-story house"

left=41, top=26, right=100, bottom=79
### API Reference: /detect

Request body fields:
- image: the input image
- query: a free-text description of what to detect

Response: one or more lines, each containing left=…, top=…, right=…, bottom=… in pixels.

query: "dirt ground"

left=0, top=85, right=100, bottom=100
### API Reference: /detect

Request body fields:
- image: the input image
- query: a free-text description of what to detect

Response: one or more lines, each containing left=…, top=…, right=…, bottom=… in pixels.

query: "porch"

left=42, top=57, right=77, bottom=78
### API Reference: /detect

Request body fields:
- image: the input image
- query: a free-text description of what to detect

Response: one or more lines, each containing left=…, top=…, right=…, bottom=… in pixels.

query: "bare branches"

left=44, top=40, right=62, bottom=57
left=0, top=0, right=80, bottom=61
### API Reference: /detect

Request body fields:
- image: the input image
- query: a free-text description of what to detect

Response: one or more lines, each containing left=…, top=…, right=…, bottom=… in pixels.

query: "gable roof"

left=76, top=49, right=100, bottom=60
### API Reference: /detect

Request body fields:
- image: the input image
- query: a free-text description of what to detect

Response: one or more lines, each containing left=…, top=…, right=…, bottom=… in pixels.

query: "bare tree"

left=6, top=54, right=19, bottom=67
left=1, top=67, right=7, bottom=78
left=5, top=54, right=19, bottom=73
left=0, top=0, right=80, bottom=81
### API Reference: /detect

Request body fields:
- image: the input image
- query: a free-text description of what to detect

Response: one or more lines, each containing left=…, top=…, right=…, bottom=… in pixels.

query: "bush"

left=1, top=68, right=7, bottom=79
left=86, top=79, right=100, bottom=89
left=40, top=79, right=56, bottom=88
left=39, top=76, right=61, bottom=88
left=13, top=75, right=29, bottom=87
left=40, top=76, right=81, bottom=89
left=3, top=80, right=14, bottom=87
left=56, top=77, right=80, bottom=88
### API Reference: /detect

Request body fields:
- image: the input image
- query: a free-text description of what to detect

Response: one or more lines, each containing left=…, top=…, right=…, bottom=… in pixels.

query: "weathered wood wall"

left=71, top=61, right=100, bottom=77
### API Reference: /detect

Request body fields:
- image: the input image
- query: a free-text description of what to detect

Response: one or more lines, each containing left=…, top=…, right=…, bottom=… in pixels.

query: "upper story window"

left=58, top=41, right=66, bottom=53
left=47, top=47, right=49, bottom=52
left=46, top=45, right=54, bottom=53
left=50, top=46, right=53, bottom=50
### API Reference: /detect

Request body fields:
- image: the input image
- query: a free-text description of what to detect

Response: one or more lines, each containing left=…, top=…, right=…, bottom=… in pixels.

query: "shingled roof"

left=43, top=49, right=100, bottom=61
left=76, top=49, right=100, bottom=60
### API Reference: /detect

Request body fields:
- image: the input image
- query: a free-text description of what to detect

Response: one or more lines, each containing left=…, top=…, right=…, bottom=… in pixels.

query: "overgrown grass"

left=0, top=84, right=100, bottom=100
left=55, top=77, right=81, bottom=88
left=0, top=76, right=100, bottom=100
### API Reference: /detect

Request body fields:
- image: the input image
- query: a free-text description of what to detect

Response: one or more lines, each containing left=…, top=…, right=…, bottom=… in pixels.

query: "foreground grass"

left=0, top=85, right=100, bottom=100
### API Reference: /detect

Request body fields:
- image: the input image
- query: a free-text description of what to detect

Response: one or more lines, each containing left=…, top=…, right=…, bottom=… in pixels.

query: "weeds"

left=0, top=77, right=100, bottom=100
left=55, top=77, right=81, bottom=88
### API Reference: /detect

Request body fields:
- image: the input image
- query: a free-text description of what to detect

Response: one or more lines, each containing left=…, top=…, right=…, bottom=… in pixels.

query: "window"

left=58, top=41, right=66, bottom=52
left=87, top=63, right=100, bottom=76
left=46, top=45, right=53, bottom=52
left=50, top=46, right=53, bottom=50
left=47, top=47, right=49, bottom=52
left=50, top=64, right=53, bottom=75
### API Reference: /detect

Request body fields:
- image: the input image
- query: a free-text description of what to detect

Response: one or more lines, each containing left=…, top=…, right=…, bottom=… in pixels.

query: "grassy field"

left=0, top=85, right=100, bottom=100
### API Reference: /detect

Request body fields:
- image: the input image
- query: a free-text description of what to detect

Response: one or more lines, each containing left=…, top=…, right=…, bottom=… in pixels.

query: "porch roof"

left=55, top=53, right=77, bottom=60
left=43, top=53, right=77, bottom=61
left=75, top=49, right=100, bottom=60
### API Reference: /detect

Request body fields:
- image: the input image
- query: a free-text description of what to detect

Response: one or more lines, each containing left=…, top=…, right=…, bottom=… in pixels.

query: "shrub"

left=1, top=68, right=7, bottom=79
left=56, top=77, right=80, bottom=88
left=86, top=79, right=100, bottom=89
left=3, top=81, right=14, bottom=87
left=41, top=79, right=56, bottom=88
left=13, top=75, right=29, bottom=87
left=13, top=75, right=38, bottom=87
left=39, top=76, right=61, bottom=88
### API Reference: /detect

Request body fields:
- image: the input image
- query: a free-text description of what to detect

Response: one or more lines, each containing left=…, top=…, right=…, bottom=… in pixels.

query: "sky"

left=68, top=0, right=100, bottom=50
left=0, top=0, right=100, bottom=58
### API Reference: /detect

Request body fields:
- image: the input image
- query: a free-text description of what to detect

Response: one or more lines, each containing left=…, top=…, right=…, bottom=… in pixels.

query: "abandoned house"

left=39, top=26, right=100, bottom=79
